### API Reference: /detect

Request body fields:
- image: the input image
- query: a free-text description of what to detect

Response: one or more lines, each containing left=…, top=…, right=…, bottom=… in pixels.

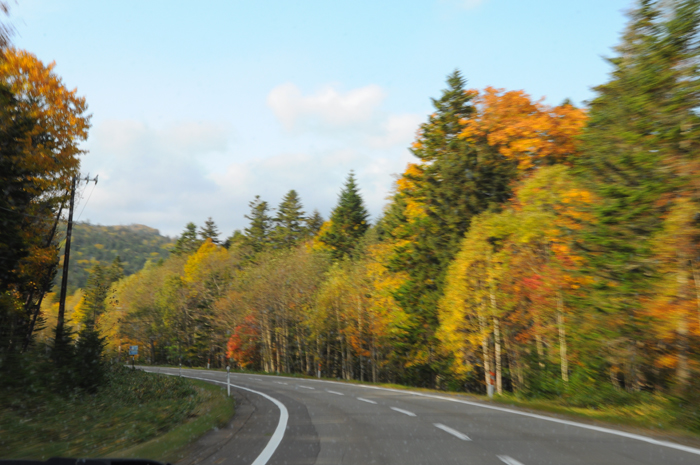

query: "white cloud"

left=267, top=83, right=386, bottom=131
left=77, top=84, right=424, bottom=238
left=78, top=120, right=230, bottom=235
left=368, top=113, right=423, bottom=149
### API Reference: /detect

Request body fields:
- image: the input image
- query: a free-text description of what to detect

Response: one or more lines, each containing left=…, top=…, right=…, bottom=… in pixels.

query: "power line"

left=75, top=178, right=98, bottom=222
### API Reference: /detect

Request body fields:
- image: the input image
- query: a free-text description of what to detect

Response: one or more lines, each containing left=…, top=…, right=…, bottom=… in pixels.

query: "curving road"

left=142, top=367, right=700, bottom=465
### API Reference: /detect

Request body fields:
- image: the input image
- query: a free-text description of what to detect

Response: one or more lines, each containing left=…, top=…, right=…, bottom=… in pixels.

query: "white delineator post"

left=227, top=365, right=231, bottom=397
left=179, top=363, right=182, bottom=377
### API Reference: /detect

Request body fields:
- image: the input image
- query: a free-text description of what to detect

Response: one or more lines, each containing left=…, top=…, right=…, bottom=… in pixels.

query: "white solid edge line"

left=390, top=407, right=416, bottom=417
left=434, top=423, right=470, bottom=440
left=148, top=370, right=288, bottom=465
left=357, top=397, right=377, bottom=404
left=497, top=455, right=525, bottom=465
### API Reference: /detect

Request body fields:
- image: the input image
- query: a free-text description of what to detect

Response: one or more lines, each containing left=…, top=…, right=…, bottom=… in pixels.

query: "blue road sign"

left=129, top=345, right=138, bottom=356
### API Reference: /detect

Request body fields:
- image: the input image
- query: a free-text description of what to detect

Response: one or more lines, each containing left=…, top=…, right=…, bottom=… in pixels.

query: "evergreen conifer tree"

left=81, top=264, right=108, bottom=327
left=574, top=0, right=700, bottom=388
left=272, top=190, right=306, bottom=249
left=306, top=209, right=324, bottom=237
left=172, top=222, right=201, bottom=256
left=105, top=256, right=124, bottom=284
left=199, top=217, right=221, bottom=244
left=576, top=0, right=700, bottom=306
left=386, top=70, right=517, bottom=386
left=244, top=195, right=273, bottom=253
left=410, top=69, right=515, bottom=268
left=318, top=171, right=370, bottom=260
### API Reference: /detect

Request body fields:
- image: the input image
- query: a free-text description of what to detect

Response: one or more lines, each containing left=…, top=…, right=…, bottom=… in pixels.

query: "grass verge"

left=490, top=393, right=700, bottom=439
left=0, top=365, right=234, bottom=461
left=112, top=378, right=235, bottom=463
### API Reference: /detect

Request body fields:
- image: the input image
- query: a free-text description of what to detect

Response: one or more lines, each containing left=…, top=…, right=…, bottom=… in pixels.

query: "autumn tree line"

left=84, top=1, right=699, bottom=414
left=2, top=1, right=700, bottom=417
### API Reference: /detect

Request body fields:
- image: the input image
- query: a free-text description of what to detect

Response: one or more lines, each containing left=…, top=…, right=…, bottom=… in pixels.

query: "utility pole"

left=54, top=174, right=98, bottom=357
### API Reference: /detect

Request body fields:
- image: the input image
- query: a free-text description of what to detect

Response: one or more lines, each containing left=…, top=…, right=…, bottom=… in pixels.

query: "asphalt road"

left=142, top=367, right=700, bottom=465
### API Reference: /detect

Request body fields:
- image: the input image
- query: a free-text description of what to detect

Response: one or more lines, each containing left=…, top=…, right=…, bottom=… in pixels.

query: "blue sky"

left=11, top=0, right=632, bottom=238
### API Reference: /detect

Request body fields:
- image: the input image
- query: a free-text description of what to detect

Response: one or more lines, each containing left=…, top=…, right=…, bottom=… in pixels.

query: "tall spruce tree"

left=172, top=222, right=201, bottom=256
left=410, top=70, right=515, bottom=268
left=386, top=70, right=516, bottom=386
left=105, top=256, right=124, bottom=284
left=272, top=190, right=306, bottom=249
left=318, top=172, right=369, bottom=260
left=306, top=209, right=324, bottom=237
left=244, top=195, right=273, bottom=253
left=199, top=217, right=221, bottom=244
left=81, top=264, right=107, bottom=327
left=575, top=0, right=700, bottom=389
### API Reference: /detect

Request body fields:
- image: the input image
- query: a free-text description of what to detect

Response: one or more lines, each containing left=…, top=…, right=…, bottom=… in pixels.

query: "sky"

left=10, top=0, right=632, bottom=238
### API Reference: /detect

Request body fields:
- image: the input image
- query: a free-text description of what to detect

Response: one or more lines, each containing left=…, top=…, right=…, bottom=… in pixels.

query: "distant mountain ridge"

left=57, top=222, right=175, bottom=293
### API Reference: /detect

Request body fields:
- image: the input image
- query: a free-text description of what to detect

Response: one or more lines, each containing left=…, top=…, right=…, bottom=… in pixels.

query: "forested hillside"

left=58, top=222, right=174, bottom=293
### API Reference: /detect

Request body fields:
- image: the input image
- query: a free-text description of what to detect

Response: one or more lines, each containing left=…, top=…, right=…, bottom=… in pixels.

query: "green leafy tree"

left=318, top=172, right=370, bottom=260
left=272, top=190, right=307, bottom=249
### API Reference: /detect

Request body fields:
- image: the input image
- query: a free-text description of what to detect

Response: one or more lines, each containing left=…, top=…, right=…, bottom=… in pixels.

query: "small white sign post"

left=226, top=366, right=231, bottom=397
left=179, top=363, right=182, bottom=377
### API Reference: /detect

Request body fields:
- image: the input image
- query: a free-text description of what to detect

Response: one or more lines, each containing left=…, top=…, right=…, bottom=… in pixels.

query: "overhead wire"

left=75, top=179, right=97, bottom=222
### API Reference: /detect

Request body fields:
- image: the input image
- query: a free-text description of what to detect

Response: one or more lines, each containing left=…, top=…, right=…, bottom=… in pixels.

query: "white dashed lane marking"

left=498, top=456, right=524, bottom=465
left=434, top=423, right=470, bottom=441
left=326, top=390, right=344, bottom=395
left=390, top=407, right=416, bottom=417
left=274, top=381, right=288, bottom=385
left=298, top=385, right=315, bottom=390
left=357, top=397, right=377, bottom=404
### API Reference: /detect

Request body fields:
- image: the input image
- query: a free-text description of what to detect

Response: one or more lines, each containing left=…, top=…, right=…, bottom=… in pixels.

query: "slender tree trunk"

left=493, top=317, right=502, bottom=395
left=557, top=290, right=569, bottom=383
left=675, top=259, right=690, bottom=389
left=692, top=259, right=700, bottom=327
left=488, top=269, right=502, bottom=395
left=371, top=339, right=377, bottom=383
left=478, top=310, right=491, bottom=389
left=503, top=331, right=518, bottom=393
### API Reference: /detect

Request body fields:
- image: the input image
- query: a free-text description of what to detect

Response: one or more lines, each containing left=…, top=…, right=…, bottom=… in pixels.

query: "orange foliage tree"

left=460, top=86, right=587, bottom=170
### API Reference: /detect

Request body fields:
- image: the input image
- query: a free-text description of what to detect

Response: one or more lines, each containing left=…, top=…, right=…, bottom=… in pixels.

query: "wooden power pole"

left=54, top=174, right=97, bottom=353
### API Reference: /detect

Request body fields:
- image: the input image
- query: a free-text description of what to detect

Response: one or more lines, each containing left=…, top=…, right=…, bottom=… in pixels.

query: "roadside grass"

left=152, top=364, right=700, bottom=441
left=0, top=365, right=234, bottom=461
left=113, top=379, right=234, bottom=463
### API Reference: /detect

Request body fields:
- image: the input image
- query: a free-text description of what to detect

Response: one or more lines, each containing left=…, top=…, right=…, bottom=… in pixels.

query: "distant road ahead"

left=142, top=367, right=700, bottom=465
